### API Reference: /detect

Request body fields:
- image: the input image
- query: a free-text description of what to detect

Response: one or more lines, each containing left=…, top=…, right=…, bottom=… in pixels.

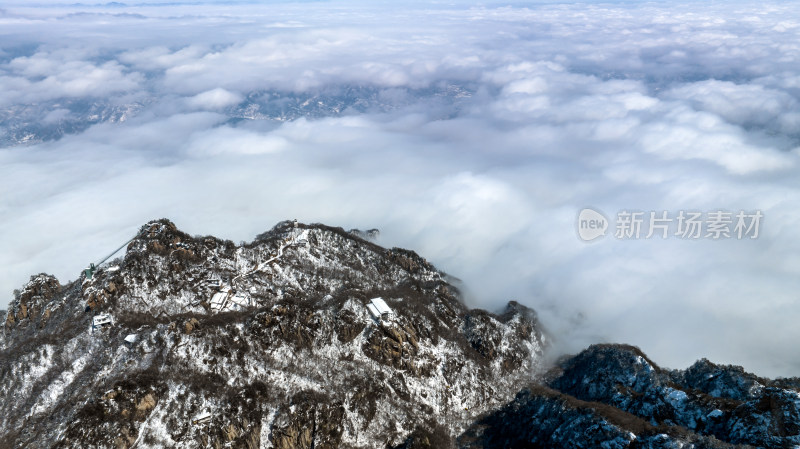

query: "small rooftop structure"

left=124, top=334, right=137, bottom=344
left=367, top=297, right=395, bottom=322
left=210, top=287, right=252, bottom=312
left=90, top=314, right=114, bottom=334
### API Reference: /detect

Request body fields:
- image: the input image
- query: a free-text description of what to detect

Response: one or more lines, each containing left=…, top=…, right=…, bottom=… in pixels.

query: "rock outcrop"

left=461, top=344, right=800, bottom=448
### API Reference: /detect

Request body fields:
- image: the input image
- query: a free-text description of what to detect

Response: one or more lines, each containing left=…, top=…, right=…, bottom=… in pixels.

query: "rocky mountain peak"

left=5, top=273, right=62, bottom=330
left=0, top=218, right=546, bottom=449
left=530, top=343, right=800, bottom=448
left=676, top=358, right=764, bottom=402
left=3, top=219, right=799, bottom=449
left=548, top=343, right=663, bottom=400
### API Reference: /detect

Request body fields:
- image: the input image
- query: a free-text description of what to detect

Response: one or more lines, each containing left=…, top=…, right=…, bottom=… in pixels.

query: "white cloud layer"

left=2, top=0, right=800, bottom=377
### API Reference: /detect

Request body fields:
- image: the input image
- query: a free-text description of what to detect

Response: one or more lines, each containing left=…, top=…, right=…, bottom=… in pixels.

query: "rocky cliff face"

left=0, top=219, right=545, bottom=449
left=459, top=344, right=800, bottom=449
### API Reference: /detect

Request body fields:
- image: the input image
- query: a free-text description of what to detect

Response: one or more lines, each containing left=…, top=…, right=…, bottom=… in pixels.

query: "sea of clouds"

left=1, top=0, right=800, bottom=377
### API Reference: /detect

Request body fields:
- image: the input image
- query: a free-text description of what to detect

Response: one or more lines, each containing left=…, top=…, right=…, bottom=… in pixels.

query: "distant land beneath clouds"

left=1, top=0, right=800, bottom=377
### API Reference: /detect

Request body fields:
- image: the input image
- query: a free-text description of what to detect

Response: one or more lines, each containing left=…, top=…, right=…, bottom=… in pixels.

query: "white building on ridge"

left=367, top=297, right=395, bottom=322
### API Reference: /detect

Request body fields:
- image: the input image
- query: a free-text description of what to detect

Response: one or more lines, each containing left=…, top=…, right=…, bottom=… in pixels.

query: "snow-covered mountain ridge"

left=1, top=219, right=545, bottom=448
left=2, top=219, right=799, bottom=448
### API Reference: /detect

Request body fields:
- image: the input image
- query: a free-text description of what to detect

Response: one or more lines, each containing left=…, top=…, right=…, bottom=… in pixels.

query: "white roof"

left=367, top=304, right=380, bottom=319
left=369, top=297, right=393, bottom=316
left=210, top=289, right=251, bottom=312
left=124, top=334, right=137, bottom=344
left=93, top=314, right=113, bottom=325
